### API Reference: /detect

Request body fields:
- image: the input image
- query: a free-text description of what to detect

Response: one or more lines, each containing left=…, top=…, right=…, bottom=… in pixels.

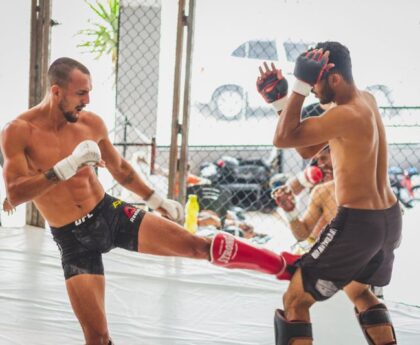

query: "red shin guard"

left=210, top=232, right=300, bottom=280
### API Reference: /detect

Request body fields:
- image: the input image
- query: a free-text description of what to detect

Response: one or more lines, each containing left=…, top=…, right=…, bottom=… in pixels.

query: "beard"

left=64, top=111, right=79, bottom=123
left=319, top=81, right=335, bottom=105
left=58, top=99, right=79, bottom=123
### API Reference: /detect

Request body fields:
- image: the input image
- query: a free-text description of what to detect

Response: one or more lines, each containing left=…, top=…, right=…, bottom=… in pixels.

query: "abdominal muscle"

left=34, top=167, right=105, bottom=227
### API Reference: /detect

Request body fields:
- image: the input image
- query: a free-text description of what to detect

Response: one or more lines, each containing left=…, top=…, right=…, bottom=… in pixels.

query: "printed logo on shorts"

left=112, top=200, right=122, bottom=209
left=311, top=227, right=337, bottom=260
left=124, top=206, right=141, bottom=223
left=315, top=279, right=338, bottom=298
left=75, top=213, right=94, bottom=226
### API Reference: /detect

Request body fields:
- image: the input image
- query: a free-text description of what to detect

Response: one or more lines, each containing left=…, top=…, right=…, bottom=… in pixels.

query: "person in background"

left=272, top=146, right=335, bottom=253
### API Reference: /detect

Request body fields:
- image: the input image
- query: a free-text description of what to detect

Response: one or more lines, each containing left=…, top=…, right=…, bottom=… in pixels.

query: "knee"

left=189, top=237, right=211, bottom=260
left=347, top=285, right=374, bottom=306
left=283, top=289, right=311, bottom=311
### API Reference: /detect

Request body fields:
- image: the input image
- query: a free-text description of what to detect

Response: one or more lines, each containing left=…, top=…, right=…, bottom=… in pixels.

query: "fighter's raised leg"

left=137, top=212, right=211, bottom=259
left=137, top=212, right=300, bottom=279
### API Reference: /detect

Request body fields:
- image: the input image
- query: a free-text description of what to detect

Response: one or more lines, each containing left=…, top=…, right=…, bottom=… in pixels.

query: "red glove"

left=297, top=166, right=323, bottom=188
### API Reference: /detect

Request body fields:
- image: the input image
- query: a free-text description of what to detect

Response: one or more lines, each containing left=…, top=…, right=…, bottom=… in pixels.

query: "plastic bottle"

left=184, top=194, right=199, bottom=234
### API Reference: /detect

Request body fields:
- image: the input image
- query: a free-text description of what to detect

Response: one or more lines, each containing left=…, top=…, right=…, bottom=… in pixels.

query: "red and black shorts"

left=51, top=194, right=146, bottom=280
left=298, top=202, right=402, bottom=301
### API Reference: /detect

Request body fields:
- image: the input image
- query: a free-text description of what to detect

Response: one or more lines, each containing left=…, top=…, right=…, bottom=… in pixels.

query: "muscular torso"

left=329, top=92, right=396, bottom=209
left=318, top=181, right=337, bottom=222
left=20, top=109, right=105, bottom=226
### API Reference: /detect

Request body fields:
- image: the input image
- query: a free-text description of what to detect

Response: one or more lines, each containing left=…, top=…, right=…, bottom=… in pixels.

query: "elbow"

left=292, top=229, right=306, bottom=242
left=273, top=130, right=298, bottom=149
left=291, top=226, right=310, bottom=242
left=273, top=135, right=288, bottom=148
left=6, top=185, right=22, bottom=207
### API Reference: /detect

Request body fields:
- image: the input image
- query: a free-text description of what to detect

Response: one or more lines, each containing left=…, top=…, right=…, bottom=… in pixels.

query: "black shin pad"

left=274, top=309, right=312, bottom=345
left=355, top=303, right=397, bottom=345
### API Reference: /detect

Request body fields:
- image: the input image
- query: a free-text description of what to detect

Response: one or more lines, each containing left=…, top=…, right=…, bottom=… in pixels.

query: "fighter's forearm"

left=110, top=160, right=154, bottom=200
left=6, top=171, right=57, bottom=207
left=289, top=219, right=311, bottom=241
left=273, top=93, right=305, bottom=148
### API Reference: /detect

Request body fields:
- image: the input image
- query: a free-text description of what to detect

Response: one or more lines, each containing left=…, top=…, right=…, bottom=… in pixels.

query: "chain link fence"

left=114, top=0, right=420, bottom=252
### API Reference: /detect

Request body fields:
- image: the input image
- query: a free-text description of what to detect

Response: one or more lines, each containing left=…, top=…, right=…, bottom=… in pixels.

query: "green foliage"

left=77, top=0, right=119, bottom=64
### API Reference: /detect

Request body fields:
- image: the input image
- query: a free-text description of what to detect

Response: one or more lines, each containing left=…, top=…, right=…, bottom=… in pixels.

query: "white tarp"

left=0, top=226, right=418, bottom=344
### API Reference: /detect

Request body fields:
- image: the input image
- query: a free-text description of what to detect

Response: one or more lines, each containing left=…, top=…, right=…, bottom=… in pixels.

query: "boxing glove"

left=256, top=66, right=288, bottom=112
left=146, top=191, right=184, bottom=223
left=53, top=140, right=101, bottom=180
left=297, top=166, right=323, bottom=188
left=293, top=48, right=331, bottom=96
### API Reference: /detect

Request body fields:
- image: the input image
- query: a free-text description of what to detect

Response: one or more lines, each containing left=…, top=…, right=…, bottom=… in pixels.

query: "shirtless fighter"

left=1, top=57, right=299, bottom=345
left=257, top=42, right=401, bottom=344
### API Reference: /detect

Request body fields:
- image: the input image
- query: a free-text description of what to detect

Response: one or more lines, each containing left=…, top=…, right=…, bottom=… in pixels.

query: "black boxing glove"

left=257, top=65, right=288, bottom=112
left=293, top=49, right=331, bottom=97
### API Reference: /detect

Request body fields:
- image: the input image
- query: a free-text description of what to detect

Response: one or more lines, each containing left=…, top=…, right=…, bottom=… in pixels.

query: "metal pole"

left=27, top=0, right=51, bottom=227
left=167, top=0, right=186, bottom=200
left=178, top=0, right=196, bottom=204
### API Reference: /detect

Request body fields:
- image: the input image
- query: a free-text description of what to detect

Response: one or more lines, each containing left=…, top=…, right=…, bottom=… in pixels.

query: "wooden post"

left=178, top=0, right=196, bottom=204
left=27, top=0, right=52, bottom=227
left=167, top=0, right=186, bottom=200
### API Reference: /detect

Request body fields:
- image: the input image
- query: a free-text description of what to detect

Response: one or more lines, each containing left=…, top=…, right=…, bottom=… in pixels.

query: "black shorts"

left=51, top=194, right=146, bottom=280
left=299, top=202, right=402, bottom=301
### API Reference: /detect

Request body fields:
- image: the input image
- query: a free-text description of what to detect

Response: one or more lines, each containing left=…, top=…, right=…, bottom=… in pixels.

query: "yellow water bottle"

left=184, top=194, right=199, bottom=234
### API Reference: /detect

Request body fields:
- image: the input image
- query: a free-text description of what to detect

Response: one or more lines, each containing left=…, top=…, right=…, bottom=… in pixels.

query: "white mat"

left=0, top=226, right=418, bottom=344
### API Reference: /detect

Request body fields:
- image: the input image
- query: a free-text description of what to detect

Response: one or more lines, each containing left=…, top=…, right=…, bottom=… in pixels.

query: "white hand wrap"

left=293, top=80, right=312, bottom=97
left=272, top=96, right=288, bottom=113
left=146, top=191, right=184, bottom=223
left=53, top=140, right=101, bottom=180
left=283, top=208, right=299, bottom=222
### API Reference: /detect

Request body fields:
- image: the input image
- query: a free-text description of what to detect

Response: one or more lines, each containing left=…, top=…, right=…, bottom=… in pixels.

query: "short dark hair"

left=47, top=57, right=90, bottom=87
left=315, top=41, right=353, bottom=83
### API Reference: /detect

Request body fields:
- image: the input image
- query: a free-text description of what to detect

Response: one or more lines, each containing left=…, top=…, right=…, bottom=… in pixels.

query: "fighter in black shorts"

left=257, top=41, right=401, bottom=344
left=51, top=194, right=146, bottom=280
left=2, top=57, right=300, bottom=344
left=300, top=204, right=402, bottom=301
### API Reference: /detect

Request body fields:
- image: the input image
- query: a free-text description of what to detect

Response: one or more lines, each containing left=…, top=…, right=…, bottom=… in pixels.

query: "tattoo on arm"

left=121, top=171, right=135, bottom=186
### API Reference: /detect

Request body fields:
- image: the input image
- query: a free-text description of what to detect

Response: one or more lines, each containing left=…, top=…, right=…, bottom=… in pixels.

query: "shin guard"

left=274, top=309, right=312, bottom=345
left=355, top=303, right=397, bottom=345
left=210, top=232, right=300, bottom=279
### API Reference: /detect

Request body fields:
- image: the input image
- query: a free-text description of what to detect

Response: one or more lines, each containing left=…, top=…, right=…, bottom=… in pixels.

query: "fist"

left=272, top=186, right=296, bottom=212
left=146, top=191, right=184, bottom=224
left=53, top=140, right=101, bottom=180
left=297, top=166, right=323, bottom=188
left=293, top=49, right=335, bottom=96
left=294, top=49, right=332, bottom=86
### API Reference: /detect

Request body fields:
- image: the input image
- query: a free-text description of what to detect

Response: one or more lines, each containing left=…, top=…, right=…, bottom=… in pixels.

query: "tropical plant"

left=77, top=0, right=119, bottom=65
